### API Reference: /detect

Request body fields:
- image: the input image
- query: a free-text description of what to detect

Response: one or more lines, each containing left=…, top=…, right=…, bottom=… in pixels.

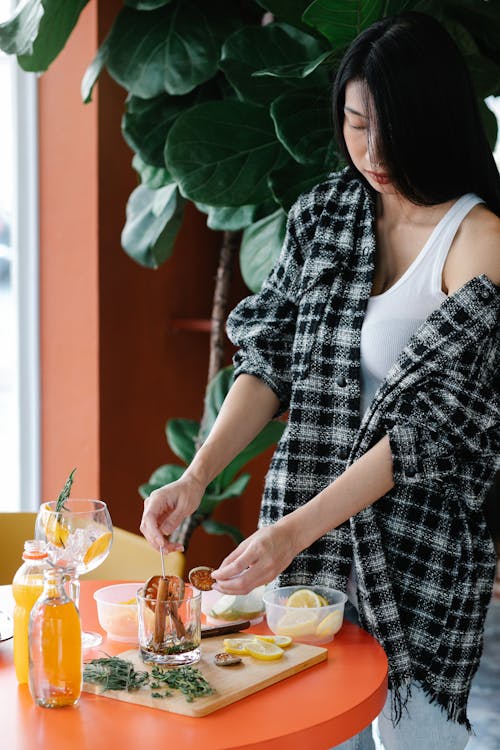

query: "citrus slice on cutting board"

left=245, top=640, right=284, bottom=661
left=286, top=589, right=322, bottom=608
left=255, top=634, right=293, bottom=648
left=222, top=638, right=256, bottom=656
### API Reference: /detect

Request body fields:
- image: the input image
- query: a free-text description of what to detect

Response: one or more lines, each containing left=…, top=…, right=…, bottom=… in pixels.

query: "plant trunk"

left=170, top=230, right=240, bottom=548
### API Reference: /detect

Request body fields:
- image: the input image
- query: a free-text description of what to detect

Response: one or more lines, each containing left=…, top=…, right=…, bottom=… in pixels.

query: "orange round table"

left=0, top=581, right=387, bottom=750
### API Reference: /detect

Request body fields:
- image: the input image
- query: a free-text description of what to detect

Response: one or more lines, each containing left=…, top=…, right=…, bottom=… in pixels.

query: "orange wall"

left=39, top=0, right=273, bottom=572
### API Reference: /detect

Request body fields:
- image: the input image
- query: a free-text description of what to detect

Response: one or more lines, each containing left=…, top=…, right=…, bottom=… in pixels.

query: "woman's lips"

left=365, top=170, right=391, bottom=185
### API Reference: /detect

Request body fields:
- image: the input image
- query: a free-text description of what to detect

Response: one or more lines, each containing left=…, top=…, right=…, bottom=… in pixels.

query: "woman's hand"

left=140, top=473, right=205, bottom=551
left=211, top=523, right=296, bottom=595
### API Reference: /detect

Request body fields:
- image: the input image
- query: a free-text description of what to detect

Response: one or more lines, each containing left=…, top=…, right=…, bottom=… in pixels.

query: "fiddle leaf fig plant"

left=1, top=0, right=499, bottom=549
left=139, top=367, right=286, bottom=548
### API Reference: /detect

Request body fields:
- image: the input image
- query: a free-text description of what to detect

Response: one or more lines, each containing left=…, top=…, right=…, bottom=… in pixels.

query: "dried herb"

left=151, top=665, right=214, bottom=702
left=55, top=468, right=77, bottom=512
left=83, top=656, right=149, bottom=692
left=83, top=656, right=215, bottom=703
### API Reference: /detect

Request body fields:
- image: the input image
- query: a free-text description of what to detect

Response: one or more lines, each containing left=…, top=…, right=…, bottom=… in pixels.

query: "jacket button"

left=480, top=288, right=490, bottom=300
left=336, top=375, right=347, bottom=387
left=405, top=467, right=416, bottom=478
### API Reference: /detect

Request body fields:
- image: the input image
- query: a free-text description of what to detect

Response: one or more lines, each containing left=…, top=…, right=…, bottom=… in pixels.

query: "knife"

left=201, top=621, right=251, bottom=638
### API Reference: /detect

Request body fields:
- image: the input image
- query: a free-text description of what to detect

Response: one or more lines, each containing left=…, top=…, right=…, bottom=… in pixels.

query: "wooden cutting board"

left=83, top=636, right=328, bottom=717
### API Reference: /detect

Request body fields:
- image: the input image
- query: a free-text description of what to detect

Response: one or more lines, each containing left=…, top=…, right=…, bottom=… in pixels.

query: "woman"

left=141, top=12, right=499, bottom=748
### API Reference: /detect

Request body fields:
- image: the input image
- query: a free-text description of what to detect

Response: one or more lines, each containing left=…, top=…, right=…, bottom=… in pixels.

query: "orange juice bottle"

left=28, top=568, right=82, bottom=708
left=12, top=540, right=50, bottom=684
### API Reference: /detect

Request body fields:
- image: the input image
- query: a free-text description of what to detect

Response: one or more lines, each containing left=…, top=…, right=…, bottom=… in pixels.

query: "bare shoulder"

left=444, top=204, right=500, bottom=294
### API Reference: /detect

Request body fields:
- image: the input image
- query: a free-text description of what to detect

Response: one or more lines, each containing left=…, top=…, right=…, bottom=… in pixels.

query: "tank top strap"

left=430, top=193, right=484, bottom=295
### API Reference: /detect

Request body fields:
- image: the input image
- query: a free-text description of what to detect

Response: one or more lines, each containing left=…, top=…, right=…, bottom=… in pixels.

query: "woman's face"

left=343, top=79, right=395, bottom=194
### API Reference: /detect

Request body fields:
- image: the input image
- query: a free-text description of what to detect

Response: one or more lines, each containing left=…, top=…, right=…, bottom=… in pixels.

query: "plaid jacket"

left=226, top=167, right=499, bottom=727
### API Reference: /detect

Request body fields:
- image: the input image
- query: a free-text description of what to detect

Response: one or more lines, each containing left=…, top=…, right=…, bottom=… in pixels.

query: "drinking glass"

left=137, top=583, right=201, bottom=666
left=35, top=499, right=113, bottom=648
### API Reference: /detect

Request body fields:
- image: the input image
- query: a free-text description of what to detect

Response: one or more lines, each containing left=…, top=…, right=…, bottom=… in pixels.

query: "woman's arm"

left=140, top=374, right=279, bottom=550
left=212, top=435, right=394, bottom=593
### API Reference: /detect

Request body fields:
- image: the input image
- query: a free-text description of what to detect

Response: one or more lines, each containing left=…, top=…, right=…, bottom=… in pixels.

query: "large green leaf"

left=125, top=0, right=174, bottom=8
left=165, top=101, right=285, bottom=206
left=253, top=49, right=334, bottom=81
left=255, top=1, right=319, bottom=32
left=195, top=200, right=278, bottom=231
left=81, top=38, right=109, bottom=104
left=204, top=474, right=251, bottom=501
left=121, top=184, right=185, bottom=268
left=123, top=94, right=192, bottom=168
left=303, top=0, right=384, bottom=49
left=106, top=2, right=222, bottom=97
left=220, top=22, right=328, bottom=105
left=200, top=519, right=244, bottom=546
left=269, top=158, right=333, bottom=211
left=271, top=87, right=333, bottom=165
left=132, top=154, right=173, bottom=190
left=139, top=463, right=186, bottom=498
left=240, top=209, right=287, bottom=293
left=0, top=0, right=89, bottom=72
left=218, top=421, right=285, bottom=488
left=166, top=418, right=199, bottom=464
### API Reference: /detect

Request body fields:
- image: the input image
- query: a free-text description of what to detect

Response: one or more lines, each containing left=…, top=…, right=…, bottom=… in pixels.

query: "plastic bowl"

left=201, top=586, right=265, bottom=625
left=93, top=583, right=143, bottom=642
left=263, top=585, right=347, bottom=645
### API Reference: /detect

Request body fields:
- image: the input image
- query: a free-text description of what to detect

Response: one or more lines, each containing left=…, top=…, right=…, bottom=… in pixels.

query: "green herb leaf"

left=55, top=468, right=76, bottom=512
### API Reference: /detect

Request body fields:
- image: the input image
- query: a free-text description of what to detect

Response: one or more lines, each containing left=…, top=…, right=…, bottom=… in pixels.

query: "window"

left=0, top=0, right=39, bottom=511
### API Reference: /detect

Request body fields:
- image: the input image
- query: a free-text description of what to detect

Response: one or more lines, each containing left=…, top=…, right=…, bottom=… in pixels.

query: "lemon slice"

left=118, top=598, right=137, bottom=605
left=275, top=610, right=318, bottom=637
left=43, top=512, right=70, bottom=548
left=315, top=611, right=343, bottom=638
left=255, top=634, right=293, bottom=648
left=286, top=589, right=322, bottom=608
left=222, top=638, right=256, bottom=656
left=317, top=594, right=330, bottom=607
left=83, top=531, right=113, bottom=564
left=245, top=640, right=284, bottom=661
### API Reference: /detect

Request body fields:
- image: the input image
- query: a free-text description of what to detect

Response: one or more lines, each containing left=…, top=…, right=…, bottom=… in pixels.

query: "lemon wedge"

left=315, top=611, right=343, bottom=638
left=275, top=610, right=318, bottom=638
left=255, top=634, right=293, bottom=648
left=222, top=638, right=255, bottom=656
left=317, top=594, right=330, bottom=606
left=83, top=531, right=113, bottom=564
left=286, top=589, right=322, bottom=608
left=245, top=640, right=284, bottom=661
left=43, top=512, right=70, bottom=548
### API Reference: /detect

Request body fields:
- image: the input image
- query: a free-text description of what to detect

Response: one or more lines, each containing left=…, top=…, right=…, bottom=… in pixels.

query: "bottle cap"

left=22, top=540, right=48, bottom=560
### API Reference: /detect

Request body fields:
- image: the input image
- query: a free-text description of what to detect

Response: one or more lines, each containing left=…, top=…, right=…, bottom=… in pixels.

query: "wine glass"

left=35, top=499, right=113, bottom=648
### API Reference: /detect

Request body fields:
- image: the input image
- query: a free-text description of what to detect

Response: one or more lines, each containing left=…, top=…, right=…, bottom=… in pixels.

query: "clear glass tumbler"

left=137, top=583, right=201, bottom=666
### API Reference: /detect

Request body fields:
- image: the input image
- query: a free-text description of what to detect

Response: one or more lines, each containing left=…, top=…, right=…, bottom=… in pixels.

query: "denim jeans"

left=333, top=604, right=470, bottom=750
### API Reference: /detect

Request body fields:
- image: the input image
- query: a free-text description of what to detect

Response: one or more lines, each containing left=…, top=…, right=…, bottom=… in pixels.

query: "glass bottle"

left=12, top=540, right=50, bottom=684
left=28, top=567, right=82, bottom=708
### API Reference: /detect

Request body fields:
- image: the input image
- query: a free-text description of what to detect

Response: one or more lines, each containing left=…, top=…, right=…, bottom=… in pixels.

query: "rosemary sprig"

left=55, top=468, right=77, bottom=512
left=151, top=665, right=214, bottom=702
left=83, top=656, right=149, bottom=692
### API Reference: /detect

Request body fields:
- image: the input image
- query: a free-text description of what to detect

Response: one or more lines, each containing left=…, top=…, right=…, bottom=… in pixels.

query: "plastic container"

left=201, top=586, right=265, bottom=625
left=263, top=585, right=347, bottom=645
left=93, top=583, right=142, bottom=642
left=29, top=567, right=82, bottom=708
left=12, top=540, right=50, bottom=684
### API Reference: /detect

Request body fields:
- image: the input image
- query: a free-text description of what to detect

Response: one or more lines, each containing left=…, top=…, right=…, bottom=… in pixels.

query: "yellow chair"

left=0, top=512, right=38, bottom=584
left=0, top=513, right=184, bottom=584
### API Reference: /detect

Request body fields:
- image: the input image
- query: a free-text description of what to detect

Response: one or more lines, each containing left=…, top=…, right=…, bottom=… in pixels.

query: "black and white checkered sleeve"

left=226, top=202, right=305, bottom=416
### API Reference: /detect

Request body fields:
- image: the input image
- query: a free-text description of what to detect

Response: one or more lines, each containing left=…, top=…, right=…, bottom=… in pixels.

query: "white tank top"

left=359, top=193, right=483, bottom=416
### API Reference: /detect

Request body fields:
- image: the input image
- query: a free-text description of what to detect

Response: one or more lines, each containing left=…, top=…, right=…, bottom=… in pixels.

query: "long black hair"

left=332, top=11, right=500, bottom=215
